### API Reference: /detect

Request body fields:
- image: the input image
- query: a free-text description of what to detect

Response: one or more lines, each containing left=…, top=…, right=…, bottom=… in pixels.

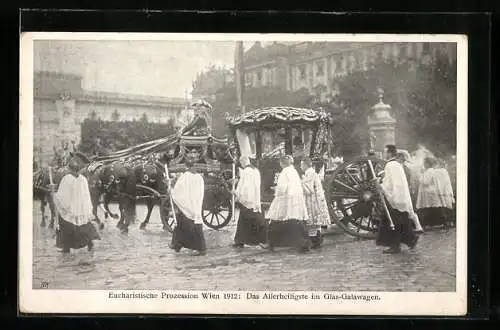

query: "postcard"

left=19, top=32, right=467, bottom=315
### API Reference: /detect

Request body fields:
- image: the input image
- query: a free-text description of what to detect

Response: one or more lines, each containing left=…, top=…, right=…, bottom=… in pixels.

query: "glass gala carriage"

left=226, top=106, right=387, bottom=239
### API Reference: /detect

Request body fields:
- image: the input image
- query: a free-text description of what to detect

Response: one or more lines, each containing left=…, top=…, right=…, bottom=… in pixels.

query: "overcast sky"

left=34, top=40, right=261, bottom=98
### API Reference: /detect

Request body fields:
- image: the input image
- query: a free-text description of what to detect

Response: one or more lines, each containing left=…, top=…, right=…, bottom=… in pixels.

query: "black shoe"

left=168, top=243, right=181, bottom=252
left=409, top=236, right=419, bottom=250
left=383, top=246, right=401, bottom=254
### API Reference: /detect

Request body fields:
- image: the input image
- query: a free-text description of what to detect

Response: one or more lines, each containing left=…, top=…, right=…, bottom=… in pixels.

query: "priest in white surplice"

left=300, top=157, right=330, bottom=249
left=232, top=155, right=268, bottom=249
left=376, top=145, right=419, bottom=254
left=168, top=154, right=206, bottom=256
left=266, top=155, right=312, bottom=253
left=52, top=153, right=100, bottom=260
left=416, top=157, right=455, bottom=228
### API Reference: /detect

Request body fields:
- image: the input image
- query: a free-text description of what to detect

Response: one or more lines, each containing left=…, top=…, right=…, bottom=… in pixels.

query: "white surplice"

left=302, top=167, right=330, bottom=226
left=380, top=159, right=414, bottom=214
left=171, top=171, right=204, bottom=224
left=235, top=166, right=261, bottom=212
left=416, top=167, right=454, bottom=210
left=53, top=174, right=94, bottom=226
left=434, top=167, right=455, bottom=209
left=266, top=165, right=309, bottom=221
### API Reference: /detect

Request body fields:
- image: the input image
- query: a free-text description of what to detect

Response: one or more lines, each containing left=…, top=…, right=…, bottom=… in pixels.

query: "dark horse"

left=92, top=160, right=137, bottom=234
left=134, top=159, right=169, bottom=231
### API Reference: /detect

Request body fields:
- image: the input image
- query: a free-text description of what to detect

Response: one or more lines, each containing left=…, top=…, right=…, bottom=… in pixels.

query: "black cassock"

left=234, top=203, right=268, bottom=246
left=375, top=198, right=417, bottom=248
left=171, top=211, right=206, bottom=252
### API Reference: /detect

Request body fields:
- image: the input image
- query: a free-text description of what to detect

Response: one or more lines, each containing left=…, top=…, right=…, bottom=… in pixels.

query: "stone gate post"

left=55, top=92, right=79, bottom=148
left=367, top=88, right=396, bottom=157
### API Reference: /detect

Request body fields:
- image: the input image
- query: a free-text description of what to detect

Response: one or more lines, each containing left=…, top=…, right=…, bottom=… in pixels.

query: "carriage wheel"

left=200, top=169, right=234, bottom=230
left=202, top=190, right=233, bottom=230
left=326, top=156, right=386, bottom=239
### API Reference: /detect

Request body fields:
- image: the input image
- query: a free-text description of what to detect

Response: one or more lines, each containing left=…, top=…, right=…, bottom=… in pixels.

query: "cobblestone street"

left=32, top=202, right=456, bottom=292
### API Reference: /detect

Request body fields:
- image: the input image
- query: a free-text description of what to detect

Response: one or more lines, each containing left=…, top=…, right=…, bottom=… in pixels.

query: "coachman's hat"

left=191, top=100, right=213, bottom=111
left=68, top=152, right=90, bottom=171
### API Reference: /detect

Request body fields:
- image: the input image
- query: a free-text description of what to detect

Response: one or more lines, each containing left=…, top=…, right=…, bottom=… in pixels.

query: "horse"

left=84, top=159, right=138, bottom=234
left=33, top=161, right=120, bottom=230
left=133, top=158, right=169, bottom=230
left=33, top=167, right=66, bottom=228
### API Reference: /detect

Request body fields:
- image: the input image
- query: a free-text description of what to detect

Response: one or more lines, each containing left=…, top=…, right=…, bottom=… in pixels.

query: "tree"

left=79, top=118, right=177, bottom=155
left=333, top=50, right=457, bottom=156
left=88, top=111, right=98, bottom=121
left=210, top=85, right=314, bottom=136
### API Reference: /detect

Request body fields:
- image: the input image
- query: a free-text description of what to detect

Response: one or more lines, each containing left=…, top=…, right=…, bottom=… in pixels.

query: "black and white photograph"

left=19, top=33, right=467, bottom=315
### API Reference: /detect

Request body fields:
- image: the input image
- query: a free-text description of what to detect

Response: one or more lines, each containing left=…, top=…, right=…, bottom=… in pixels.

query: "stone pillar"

left=367, top=88, right=396, bottom=156
left=55, top=93, right=79, bottom=148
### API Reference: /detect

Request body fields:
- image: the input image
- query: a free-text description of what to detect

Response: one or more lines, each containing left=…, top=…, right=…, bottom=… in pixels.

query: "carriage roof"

left=226, top=106, right=330, bottom=130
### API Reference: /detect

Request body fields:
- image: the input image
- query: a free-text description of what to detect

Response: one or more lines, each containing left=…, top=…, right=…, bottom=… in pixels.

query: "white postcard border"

left=19, top=32, right=468, bottom=315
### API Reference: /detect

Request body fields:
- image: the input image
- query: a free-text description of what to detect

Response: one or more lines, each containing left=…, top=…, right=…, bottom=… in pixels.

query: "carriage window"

left=248, top=131, right=256, bottom=156
left=236, top=129, right=256, bottom=157
left=291, top=127, right=312, bottom=160
left=261, top=129, right=285, bottom=158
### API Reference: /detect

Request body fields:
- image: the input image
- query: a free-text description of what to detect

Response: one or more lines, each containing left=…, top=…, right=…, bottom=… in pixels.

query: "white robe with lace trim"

left=171, top=171, right=204, bottom=224
left=266, top=165, right=309, bottom=221
left=380, top=160, right=414, bottom=214
left=53, top=174, right=94, bottom=226
left=302, top=167, right=330, bottom=226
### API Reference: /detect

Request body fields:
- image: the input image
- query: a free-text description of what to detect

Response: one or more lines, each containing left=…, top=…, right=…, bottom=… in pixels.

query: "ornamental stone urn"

left=367, top=88, right=396, bottom=155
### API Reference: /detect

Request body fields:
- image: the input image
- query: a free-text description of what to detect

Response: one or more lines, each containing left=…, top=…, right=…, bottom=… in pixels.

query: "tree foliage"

left=333, top=49, right=457, bottom=156
left=211, top=84, right=314, bottom=137
left=79, top=117, right=176, bottom=156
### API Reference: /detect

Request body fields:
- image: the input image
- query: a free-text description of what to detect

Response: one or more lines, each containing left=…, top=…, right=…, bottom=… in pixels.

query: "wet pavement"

left=32, top=201, right=456, bottom=292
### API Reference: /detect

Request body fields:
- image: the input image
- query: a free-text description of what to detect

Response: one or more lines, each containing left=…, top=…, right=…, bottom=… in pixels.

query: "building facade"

left=34, top=71, right=188, bottom=166
left=190, top=66, right=234, bottom=101
left=243, top=41, right=456, bottom=99
left=190, top=41, right=456, bottom=104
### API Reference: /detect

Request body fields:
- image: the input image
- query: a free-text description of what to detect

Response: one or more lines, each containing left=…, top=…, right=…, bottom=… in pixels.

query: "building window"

left=267, top=67, right=274, bottom=86
left=422, top=42, right=430, bottom=54
left=335, top=57, right=343, bottom=73
left=299, top=64, right=307, bottom=80
left=256, top=71, right=262, bottom=85
left=315, top=61, right=324, bottom=76
left=245, top=73, right=252, bottom=87
left=406, top=43, right=413, bottom=58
